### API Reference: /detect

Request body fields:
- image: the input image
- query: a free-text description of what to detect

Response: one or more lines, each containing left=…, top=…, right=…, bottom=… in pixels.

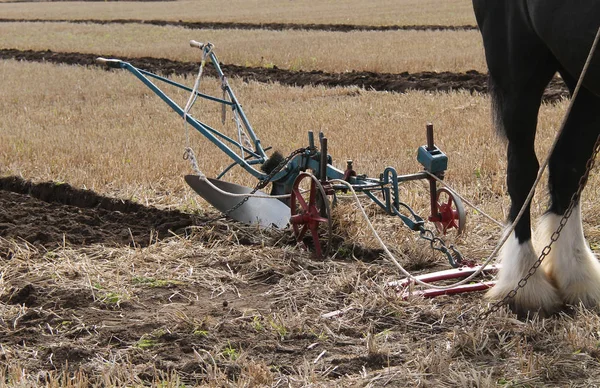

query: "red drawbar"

left=388, top=264, right=500, bottom=299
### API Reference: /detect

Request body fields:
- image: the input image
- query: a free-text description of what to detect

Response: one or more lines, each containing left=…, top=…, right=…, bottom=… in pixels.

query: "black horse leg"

left=474, top=2, right=562, bottom=316
left=486, top=81, right=563, bottom=317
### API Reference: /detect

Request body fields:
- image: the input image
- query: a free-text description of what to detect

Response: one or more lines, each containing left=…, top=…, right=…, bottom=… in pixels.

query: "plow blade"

left=185, top=175, right=290, bottom=229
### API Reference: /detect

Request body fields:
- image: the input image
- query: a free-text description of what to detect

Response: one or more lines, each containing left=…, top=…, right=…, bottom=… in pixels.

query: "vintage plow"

left=97, top=41, right=495, bottom=296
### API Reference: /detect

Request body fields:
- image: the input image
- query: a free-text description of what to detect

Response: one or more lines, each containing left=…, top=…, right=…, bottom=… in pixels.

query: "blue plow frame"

left=96, top=42, right=463, bottom=264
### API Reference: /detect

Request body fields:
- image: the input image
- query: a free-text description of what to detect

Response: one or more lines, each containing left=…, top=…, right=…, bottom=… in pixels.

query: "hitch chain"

left=479, top=134, right=600, bottom=320
left=419, top=227, right=465, bottom=267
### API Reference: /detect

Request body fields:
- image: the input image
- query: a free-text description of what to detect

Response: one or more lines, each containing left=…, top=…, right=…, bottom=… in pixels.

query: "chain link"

left=419, top=227, right=466, bottom=267
left=479, top=134, right=600, bottom=320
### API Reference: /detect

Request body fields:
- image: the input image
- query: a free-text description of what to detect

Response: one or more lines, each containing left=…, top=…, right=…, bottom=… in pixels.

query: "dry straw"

left=0, top=0, right=476, bottom=26
left=3, top=43, right=600, bottom=386
left=0, top=22, right=486, bottom=73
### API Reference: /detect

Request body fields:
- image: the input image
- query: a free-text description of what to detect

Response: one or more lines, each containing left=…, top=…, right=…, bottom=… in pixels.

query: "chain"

left=419, top=227, right=466, bottom=267
left=479, top=134, right=600, bottom=320
left=195, top=147, right=308, bottom=226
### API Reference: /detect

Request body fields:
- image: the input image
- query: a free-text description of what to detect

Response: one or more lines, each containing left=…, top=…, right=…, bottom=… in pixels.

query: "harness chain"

left=479, top=134, right=600, bottom=320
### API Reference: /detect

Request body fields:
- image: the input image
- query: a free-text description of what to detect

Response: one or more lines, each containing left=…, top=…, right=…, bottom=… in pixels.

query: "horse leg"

left=476, top=29, right=562, bottom=317
left=485, top=92, right=562, bottom=317
left=537, top=82, right=600, bottom=308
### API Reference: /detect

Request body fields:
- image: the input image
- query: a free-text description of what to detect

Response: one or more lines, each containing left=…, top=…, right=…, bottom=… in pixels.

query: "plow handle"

left=189, top=40, right=205, bottom=49
left=96, top=57, right=122, bottom=69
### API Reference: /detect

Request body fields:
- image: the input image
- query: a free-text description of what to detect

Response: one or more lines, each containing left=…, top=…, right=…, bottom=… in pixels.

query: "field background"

left=2, top=1, right=600, bottom=387
left=0, top=22, right=486, bottom=73
left=0, top=0, right=477, bottom=25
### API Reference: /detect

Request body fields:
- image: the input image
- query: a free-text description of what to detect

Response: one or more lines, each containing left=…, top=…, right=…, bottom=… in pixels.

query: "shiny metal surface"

left=185, top=175, right=290, bottom=229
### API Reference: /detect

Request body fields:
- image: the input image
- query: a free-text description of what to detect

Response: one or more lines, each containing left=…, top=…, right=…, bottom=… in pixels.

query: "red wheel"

left=289, top=172, right=332, bottom=258
left=433, top=187, right=466, bottom=235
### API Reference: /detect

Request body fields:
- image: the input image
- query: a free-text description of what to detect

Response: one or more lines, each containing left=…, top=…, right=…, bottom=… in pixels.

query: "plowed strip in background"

left=0, top=48, right=568, bottom=102
left=0, top=18, right=478, bottom=32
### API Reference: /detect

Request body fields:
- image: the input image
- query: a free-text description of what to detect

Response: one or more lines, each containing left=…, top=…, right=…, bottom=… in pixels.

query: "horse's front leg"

left=486, top=122, right=562, bottom=318
left=538, top=86, right=600, bottom=308
left=473, top=1, right=563, bottom=317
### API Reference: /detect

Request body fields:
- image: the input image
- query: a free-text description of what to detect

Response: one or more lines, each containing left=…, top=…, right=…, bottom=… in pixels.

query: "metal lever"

left=96, top=57, right=122, bottom=69
left=189, top=40, right=205, bottom=49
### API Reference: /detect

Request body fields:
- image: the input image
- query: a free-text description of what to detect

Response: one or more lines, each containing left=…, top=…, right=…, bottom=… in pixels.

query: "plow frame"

left=97, top=41, right=467, bottom=266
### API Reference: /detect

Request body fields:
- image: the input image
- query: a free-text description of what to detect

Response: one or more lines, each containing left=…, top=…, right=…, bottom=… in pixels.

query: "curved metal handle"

left=96, top=57, right=122, bottom=69
left=189, top=40, right=205, bottom=49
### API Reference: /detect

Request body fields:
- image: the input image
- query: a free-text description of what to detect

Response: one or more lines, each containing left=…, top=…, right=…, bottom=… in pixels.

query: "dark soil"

left=0, top=48, right=570, bottom=103
left=0, top=175, right=416, bottom=385
left=0, top=18, right=477, bottom=32
left=0, top=176, right=198, bottom=248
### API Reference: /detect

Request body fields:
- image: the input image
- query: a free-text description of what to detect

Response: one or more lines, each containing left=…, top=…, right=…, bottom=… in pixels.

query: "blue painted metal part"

left=417, top=145, right=448, bottom=173
left=106, top=58, right=272, bottom=180
left=138, top=69, right=235, bottom=106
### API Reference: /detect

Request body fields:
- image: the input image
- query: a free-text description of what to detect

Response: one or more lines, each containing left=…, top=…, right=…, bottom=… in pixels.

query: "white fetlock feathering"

left=486, top=230, right=562, bottom=317
left=537, top=205, right=600, bottom=308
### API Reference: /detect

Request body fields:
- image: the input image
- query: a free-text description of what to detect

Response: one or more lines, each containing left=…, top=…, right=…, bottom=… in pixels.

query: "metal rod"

left=320, top=137, right=328, bottom=181
left=396, top=172, right=430, bottom=182
left=138, top=69, right=234, bottom=106
left=429, top=177, right=438, bottom=218
left=216, top=146, right=273, bottom=179
left=402, top=282, right=495, bottom=299
left=389, top=264, right=500, bottom=288
left=208, top=51, right=267, bottom=160
left=426, top=122, right=434, bottom=151
left=426, top=123, right=439, bottom=218
left=120, top=61, right=268, bottom=180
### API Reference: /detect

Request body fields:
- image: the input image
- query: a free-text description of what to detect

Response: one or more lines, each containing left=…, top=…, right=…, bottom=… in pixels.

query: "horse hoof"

left=487, top=232, right=563, bottom=319
left=549, top=259, right=600, bottom=309
left=486, top=279, right=562, bottom=319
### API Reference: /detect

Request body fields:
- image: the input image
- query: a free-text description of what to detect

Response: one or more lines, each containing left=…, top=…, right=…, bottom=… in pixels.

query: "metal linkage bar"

left=138, top=69, right=234, bottom=106
left=97, top=57, right=270, bottom=180
left=203, top=49, right=267, bottom=161
left=388, top=264, right=500, bottom=299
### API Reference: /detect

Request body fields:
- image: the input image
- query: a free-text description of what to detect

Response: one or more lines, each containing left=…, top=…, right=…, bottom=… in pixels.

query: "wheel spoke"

left=308, top=181, right=317, bottom=207
left=313, top=216, right=329, bottom=224
left=293, top=187, right=309, bottom=211
left=289, top=172, right=332, bottom=258
left=445, top=195, right=453, bottom=207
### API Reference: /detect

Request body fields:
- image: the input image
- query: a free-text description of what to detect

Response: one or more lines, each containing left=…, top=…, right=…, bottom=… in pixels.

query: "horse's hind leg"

left=538, top=84, right=600, bottom=308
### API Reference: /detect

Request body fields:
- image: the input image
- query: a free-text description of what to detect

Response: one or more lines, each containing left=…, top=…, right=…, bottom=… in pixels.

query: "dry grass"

left=0, top=22, right=487, bottom=73
left=3, top=231, right=600, bottom=386
left=0, top=0, right=476, bottom=26
left=4, top=59, right=600, bottom=253
left=1, top=60, right=497, bottom=210
left=3, top=59, right=600, bottom=386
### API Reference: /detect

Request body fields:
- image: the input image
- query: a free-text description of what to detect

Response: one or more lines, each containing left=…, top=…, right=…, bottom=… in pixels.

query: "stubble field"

left=1, top=1, right=600, bottom=387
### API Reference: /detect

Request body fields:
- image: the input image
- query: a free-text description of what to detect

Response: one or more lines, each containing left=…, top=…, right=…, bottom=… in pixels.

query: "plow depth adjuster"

left=417, top=145, right=448, bottom=173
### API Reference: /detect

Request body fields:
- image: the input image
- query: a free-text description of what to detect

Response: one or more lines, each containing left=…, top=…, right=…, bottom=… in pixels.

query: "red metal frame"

left=388, top=264, right=500, bottom=299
